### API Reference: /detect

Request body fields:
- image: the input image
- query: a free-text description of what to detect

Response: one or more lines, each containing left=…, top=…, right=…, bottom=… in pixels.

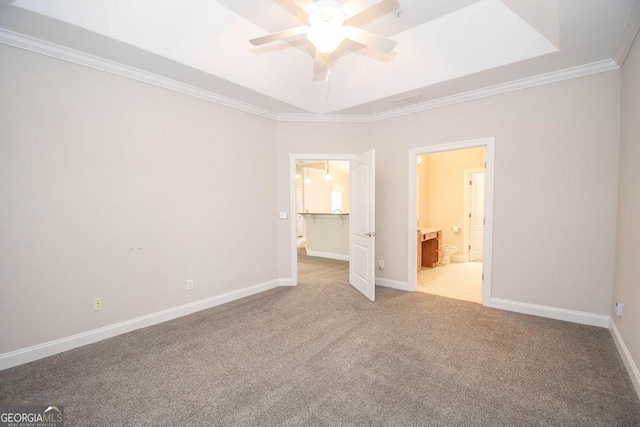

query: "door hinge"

left=469, top=213, right=472, bottom=218
left=484, top=161, right=487, bottom=168
left=469, top=180, right=472, bottom=185
left=482, top=273, right=484, bottom=281
left=483, top=218, right=485, bottom=225
left=468, top=245, right=471, bottom=251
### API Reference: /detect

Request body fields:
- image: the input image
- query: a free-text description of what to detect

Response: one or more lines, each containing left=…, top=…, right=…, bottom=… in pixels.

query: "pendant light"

left=324, top=161, right=332, bottom=181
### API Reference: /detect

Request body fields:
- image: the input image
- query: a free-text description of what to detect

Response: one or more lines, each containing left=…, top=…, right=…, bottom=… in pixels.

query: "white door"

left=349, top=149, right=376, bottom=301
left=469, top=171, right=484, bottom=261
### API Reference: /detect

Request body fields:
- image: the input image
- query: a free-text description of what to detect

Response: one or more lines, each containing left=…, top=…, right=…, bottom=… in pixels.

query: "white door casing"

left=349, top=149, right=376, bottom=301
left=469, top=171, right=485, bottom=261
left=296, top=188, right=304, bottom=238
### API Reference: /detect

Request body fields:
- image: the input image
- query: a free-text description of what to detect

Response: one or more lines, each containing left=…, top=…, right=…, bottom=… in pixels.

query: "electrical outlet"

left=93, top=298, right=103, bottom=312
left=186, top=279, right=194, bottom=291
left=616, top=302, right=624, bottom=317
left=378, top=260, right=385, bottom=270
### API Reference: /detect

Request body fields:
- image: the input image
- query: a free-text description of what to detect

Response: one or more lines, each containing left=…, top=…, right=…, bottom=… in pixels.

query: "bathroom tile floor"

left=417, top=261, right=483, bottom=304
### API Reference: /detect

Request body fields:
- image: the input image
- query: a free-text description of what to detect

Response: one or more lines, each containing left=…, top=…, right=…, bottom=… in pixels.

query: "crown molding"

left=0, top=28, right=279, bottom=121
left=277, top=60, right=619, bottom=123
left=613, top=0, right=640, bottom=66
left=277, top=113, right=373, bottom=123
left=0, top=28, right=622, bottom=124
left=361, top=59, right=619, bottom=122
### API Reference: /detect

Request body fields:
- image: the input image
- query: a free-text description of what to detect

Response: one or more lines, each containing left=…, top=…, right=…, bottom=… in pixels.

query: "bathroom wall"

left=418, top=147, right=486, bottom=258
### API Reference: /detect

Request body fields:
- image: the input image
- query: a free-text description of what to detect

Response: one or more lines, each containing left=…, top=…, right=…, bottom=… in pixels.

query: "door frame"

left=407, top=137, right=495, bottom=306
left=289, top=153, right=356, bottom=286
left=463, top=168, right=485, bottom=262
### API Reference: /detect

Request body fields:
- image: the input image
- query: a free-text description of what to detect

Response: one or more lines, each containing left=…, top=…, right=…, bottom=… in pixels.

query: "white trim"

left=305, top=250, right=350, bottom=261
left=367, top=60, right=618, bottom=123
left=376, top=277, right=412, bottom=292
left=0, top=28, right=278, bottom=121
left=408, top=137, right=495, bottom=307
left=0, top=279, right=282, bottom=371
left=490, top=298, right=610, bottom=328
left=289, top=154, right=357, bottom=287
left=0, top=28, right=620, bottom=123
left=280, top=61, right=619, bottom=122
left=278, top=277, right=296, bottom=287
left=278, top=114, right=372, bottom=123
left=613, top=1, right=640, bottom=66
left=609, top=319, right=640, bottom=400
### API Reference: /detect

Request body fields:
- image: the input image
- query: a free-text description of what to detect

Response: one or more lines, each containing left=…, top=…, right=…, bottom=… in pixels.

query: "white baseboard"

left=609, top=319, right=640, bottom=400
left=305, top=250, right=350, bottom=261
left=376, top=277, right=412, bottom=292
left=278, top=277, right=296, bottom=287
left=0, top=279, right=282, bottom=371
left=489, top=298, right=610, bottom=328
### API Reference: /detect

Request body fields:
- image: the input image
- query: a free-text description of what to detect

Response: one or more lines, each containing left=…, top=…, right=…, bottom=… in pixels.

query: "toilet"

left=441, top=245, right=457, bottom=265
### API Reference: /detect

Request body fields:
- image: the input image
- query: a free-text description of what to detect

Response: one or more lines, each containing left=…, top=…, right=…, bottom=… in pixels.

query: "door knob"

left=364, top=232, right=377, bottom=237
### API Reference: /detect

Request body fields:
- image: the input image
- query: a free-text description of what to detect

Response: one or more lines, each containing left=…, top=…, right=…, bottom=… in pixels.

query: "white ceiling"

left=0, top=0, right=638, bottom=118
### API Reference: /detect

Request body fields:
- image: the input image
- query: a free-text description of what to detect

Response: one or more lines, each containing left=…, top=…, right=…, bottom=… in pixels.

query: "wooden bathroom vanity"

left=417, top=228, right=442, bottom=270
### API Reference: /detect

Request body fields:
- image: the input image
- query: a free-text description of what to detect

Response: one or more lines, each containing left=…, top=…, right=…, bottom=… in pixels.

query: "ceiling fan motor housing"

left=307, top=0, right=347, bottom=54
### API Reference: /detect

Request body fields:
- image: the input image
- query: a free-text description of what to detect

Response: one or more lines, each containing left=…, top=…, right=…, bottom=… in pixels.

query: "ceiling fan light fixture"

left=307, top=2, right=346, bottom=54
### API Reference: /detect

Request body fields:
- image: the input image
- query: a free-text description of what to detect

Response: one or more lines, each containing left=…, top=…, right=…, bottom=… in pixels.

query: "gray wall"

left=0, top=40, right=626, bottom=358
left=277, top=71, right=621, bottom=317
left=370, top=72, right=620, bottom=315
left=0, top=44, right=279, bottom=353
left=276, top=121, right=370, bottom=279
left=613, top=29, right=640, bottom=384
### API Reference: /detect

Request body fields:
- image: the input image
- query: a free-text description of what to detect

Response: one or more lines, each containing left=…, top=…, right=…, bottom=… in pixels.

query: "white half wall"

left=0, top=44, right=279, bottom=355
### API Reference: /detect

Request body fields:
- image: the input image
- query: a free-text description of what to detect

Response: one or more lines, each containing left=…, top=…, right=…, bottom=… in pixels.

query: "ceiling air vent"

left=391, top=94, right=424, bottom=107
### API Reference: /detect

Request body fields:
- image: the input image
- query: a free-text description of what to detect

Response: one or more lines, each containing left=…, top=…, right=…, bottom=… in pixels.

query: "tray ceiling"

left=0, top=0, right=638, bottom=118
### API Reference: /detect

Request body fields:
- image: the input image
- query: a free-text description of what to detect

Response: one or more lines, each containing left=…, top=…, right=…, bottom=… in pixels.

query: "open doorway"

left=289, top=154, right=355, bottom=289
left=408, top=138, right=495, bottom=306
left=295, top=160, right=351, bottom=260
left=289, top=152, right=377, bottom=301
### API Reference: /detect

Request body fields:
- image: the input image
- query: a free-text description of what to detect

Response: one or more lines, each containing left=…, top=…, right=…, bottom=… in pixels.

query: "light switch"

left=279, top=211, right=288, bottom=220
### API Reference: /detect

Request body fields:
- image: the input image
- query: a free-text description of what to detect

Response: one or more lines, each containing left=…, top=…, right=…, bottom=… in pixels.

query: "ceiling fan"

left=249, top=0, right=398, bottom=74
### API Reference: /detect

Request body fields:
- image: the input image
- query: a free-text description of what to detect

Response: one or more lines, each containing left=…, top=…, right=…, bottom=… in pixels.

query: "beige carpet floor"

left=0, top=250, right=639, bottom=426
left=418, top=261, right=483, bottom=304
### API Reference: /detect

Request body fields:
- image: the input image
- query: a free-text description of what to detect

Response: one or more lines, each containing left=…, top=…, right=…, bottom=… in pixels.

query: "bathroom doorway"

left=408, top=138, right=495, bottom=306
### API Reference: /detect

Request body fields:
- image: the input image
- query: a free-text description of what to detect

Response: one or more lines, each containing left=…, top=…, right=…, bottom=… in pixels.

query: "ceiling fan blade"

left=290, top=0, right=317, bottom=14
left=344, top=26, right=397, bottom=53
left=314, top=49, right=328, bottom=74
left=340, top=0, right=384, bottom=18
left=344, top=0, right=400, bottom=26
left=249, top=26, right=309, bottom=46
